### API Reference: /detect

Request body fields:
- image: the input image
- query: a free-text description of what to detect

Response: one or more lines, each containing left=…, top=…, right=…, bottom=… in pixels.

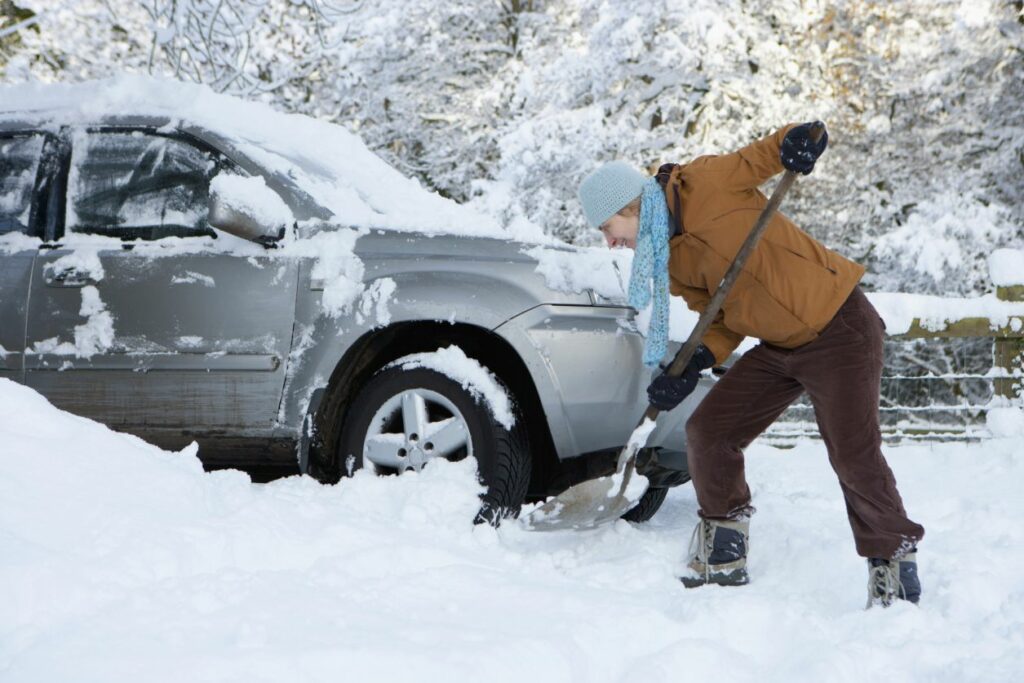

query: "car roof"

left=0, top=76, right=508, bottom=239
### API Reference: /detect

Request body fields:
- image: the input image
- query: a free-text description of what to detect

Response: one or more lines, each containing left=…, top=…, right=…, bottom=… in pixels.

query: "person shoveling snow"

left=577, top=122, right=924, bottom=607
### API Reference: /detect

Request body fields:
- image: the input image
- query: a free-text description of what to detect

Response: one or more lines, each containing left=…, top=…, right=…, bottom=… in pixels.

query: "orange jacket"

left=664, top=124, right=865, bottom=365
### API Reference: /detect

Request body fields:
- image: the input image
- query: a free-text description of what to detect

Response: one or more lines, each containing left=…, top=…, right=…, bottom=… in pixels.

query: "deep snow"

left=2, top=378, right=1022, bottom=682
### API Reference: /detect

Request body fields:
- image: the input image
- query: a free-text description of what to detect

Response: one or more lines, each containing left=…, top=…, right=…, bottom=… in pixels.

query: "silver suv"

left=0, top=100, right=704, bottom=522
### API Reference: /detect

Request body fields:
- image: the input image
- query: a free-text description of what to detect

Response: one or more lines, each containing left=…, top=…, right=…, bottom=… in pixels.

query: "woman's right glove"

left=646, top=344, right=717, bottom=412
left=780, top=121, right=828, bottom=175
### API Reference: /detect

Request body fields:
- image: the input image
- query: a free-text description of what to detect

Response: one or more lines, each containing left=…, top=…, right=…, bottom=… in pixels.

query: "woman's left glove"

left=780, top=121, right=828, bottom=175
left=646, top=344, right=716, bottom=412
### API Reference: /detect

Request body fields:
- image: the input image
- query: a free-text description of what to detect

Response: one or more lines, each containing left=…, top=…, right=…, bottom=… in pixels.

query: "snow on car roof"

left=0, top=75, right=505, bottom=237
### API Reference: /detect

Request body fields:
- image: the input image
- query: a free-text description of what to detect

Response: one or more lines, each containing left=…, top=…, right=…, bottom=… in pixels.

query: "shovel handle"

left=638, top=121, right=826, bottom=425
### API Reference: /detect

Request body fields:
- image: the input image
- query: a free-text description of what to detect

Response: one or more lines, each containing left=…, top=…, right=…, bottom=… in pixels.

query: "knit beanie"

left=577, top=160, right=648, bottom=229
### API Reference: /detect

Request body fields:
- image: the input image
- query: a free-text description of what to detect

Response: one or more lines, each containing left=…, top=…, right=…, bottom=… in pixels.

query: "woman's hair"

left=618, top=197, right=641, bottom=217
left=599, top=197, right=641, bottom=230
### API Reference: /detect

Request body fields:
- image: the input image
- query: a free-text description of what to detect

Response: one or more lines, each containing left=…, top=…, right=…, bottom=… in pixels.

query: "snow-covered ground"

left=2, top=378, right=1022, bottom=682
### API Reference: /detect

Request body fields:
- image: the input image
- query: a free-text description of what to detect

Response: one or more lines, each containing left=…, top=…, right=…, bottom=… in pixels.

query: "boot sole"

left=680, top=568, right=749, bottom=588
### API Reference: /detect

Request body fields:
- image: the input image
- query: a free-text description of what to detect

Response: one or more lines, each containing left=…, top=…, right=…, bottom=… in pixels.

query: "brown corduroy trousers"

left=685, top=285, right=925, bottom=559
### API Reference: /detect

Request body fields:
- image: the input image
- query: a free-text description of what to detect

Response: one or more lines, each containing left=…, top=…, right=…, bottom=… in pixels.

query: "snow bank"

left=389, top=346, right=515, bottom=429
left=3, top=378, right=1024, bottom=681
left=0, top=378, right=491, bottom=679
left=0, top=75, right=505, bottom=238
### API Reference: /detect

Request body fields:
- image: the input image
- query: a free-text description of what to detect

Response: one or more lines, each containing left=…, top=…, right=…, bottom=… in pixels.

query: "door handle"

left=45, top=268, right=97, bottom=288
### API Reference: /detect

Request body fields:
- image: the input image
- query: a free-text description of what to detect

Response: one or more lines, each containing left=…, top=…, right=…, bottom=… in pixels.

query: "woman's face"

left=600, top=212, right=639, bottom=250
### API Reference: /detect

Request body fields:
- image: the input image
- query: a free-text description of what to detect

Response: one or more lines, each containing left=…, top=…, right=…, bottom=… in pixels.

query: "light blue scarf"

left=628, top=177, right=671, bottom=368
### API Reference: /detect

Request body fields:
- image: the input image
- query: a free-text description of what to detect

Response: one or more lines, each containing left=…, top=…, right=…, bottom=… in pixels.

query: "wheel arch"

left=304, top=320, right=558, bottom=498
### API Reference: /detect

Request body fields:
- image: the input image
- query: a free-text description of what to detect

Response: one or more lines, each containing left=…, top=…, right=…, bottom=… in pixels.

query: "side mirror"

left=208, top=173, right=294, bottom=246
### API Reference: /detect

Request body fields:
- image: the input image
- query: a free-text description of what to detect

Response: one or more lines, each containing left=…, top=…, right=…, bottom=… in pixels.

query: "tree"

left=0, top=1, right=38, bottom=68
left=141, top=0, right=350, bottom=96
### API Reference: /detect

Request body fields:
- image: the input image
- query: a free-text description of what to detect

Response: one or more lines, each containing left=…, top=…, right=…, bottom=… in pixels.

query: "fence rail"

left=763, top=268, right=1024, bottom=444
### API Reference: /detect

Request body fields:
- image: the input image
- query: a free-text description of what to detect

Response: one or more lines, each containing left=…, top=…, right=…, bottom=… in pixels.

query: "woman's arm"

left=684, top=123, right=799, bottom=192
left=670, top=280, right=745, bottom=365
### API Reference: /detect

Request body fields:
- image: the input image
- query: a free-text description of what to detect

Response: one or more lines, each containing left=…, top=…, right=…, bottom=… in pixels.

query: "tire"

left=337, top=364, right=531, bottom=525
left=621, top=487, right=669, bottom=523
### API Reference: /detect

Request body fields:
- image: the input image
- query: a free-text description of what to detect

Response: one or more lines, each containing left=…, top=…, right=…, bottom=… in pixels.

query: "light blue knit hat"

left=578, top=160, right=648, bottom=229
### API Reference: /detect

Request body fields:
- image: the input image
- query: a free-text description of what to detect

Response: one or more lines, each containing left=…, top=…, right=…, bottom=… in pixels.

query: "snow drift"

left=2, top=378, right=1023, bottom=682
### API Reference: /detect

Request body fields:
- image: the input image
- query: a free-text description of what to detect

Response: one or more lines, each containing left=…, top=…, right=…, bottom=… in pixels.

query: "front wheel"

left=337, top=364, right=531, bottom=524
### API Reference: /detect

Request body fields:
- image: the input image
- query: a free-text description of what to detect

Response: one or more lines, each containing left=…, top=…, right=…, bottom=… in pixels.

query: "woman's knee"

left=685, top=410, right=714, bottom=449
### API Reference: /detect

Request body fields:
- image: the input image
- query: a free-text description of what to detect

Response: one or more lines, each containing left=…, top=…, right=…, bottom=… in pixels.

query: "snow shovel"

left=522, top=122, right=825, bottom=531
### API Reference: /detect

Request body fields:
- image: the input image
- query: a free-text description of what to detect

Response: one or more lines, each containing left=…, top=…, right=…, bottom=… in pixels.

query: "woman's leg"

left=791, top=287, right=925, bottom=558
left=686, top=343, right=805, bottom=520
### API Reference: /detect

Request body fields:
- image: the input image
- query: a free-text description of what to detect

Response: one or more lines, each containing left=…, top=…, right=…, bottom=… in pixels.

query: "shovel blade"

left=520, top=454, right=649, bottom=531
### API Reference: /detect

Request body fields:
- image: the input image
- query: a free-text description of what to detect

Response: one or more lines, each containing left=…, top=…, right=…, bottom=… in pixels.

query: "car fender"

left=279, top=263, right=587, bottom=439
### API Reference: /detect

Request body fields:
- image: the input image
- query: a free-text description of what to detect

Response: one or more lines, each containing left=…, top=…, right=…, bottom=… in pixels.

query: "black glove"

left=646, top=344, right=716, bottom=412
left=780, top=121, right=828, bottom=175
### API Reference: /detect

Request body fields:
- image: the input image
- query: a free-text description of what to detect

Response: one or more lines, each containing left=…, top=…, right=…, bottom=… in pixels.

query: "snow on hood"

left=0, top=75, right=503, bottom=237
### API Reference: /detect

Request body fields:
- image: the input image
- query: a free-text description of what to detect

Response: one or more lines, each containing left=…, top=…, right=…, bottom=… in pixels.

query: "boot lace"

left=687, top=519, right=713, bottom=584
left=866, top=559, right=905, bottom=608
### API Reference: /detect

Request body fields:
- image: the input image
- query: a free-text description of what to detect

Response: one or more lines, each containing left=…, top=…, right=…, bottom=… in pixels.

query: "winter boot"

left=679, top=517, right=749, bottom=588
left=866, top=550, right=921, bottom=608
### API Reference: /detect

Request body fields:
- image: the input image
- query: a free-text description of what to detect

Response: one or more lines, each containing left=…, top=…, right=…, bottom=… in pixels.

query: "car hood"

left=347, top=228, right=630, bottom=307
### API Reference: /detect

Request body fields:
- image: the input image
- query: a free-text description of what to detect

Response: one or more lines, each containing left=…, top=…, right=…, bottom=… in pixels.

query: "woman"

left=577, top=123, right=924, bottom=608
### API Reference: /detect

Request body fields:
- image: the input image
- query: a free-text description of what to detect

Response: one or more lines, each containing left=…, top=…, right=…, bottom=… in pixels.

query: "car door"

left=24, top=127, right=298, bottom=440
left=0, top=132, right=47, bottom=384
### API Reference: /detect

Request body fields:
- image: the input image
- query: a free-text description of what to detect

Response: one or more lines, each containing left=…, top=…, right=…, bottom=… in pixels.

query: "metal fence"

left=763, top=283, right=1024, bottom=444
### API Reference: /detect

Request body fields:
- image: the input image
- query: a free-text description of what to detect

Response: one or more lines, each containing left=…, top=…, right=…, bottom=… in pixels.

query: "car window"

left=0, top=135, right=44, bottom=236
left=67, top=131, right=219, bottom=240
